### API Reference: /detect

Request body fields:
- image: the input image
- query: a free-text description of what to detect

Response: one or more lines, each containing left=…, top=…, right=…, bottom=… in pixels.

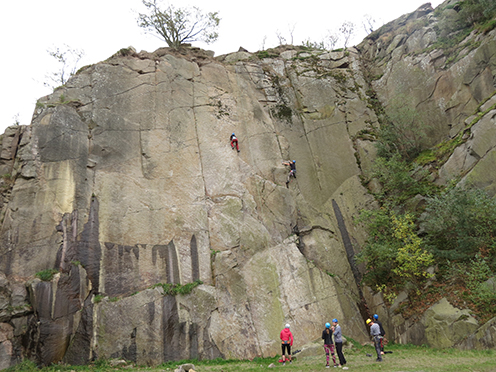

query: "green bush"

left=466, top=254, right=493, bottom=286
left=470, top=280, right=496, bottom=316
left=437, top=0, right=496, bottom=37
left=257, top=50, right=278, bottom=59
left=376, top=95, right=426, bottom=162
left=35, top=269, right=59, bottom=281
left=478, top=18, right=496, bottom=33
left=390, top=213, right=434, bottom=291
left=153, top=279, right=203, bottom=296
left=422, top=186, right=496, bottom=263
left=482, top=0, right=496, bottom=17
left=445, top=254, right=496, bottom=319
left=93, top=294, right=104, bottom=303
left=355, top=209, right=398, bottom=287
left=459, top=0, right=486, bottom=26
left=356, top=209, right=434, bottom=293
left=370, top=154, right=435, bottom=208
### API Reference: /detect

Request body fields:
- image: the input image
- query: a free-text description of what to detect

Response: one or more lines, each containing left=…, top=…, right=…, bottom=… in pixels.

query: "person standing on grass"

left=332, top=318, right=348, bottom=369
left=280, top=323, right=293, bottom=365
left=374, top=314, right=386, bottom=354
left=367, top=318, right=383, bottom=362
left=322, top=322, right=337, bottom=368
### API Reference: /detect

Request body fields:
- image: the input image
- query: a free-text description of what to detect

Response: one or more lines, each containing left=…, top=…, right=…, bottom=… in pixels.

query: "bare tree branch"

left=44, top=44, right=85, bottom=89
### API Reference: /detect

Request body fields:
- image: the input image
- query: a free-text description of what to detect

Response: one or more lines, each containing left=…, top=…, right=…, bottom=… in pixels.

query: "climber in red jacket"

left=280, top=323, right=294, bottom=365
left=230, top=133, right=239, bottom=152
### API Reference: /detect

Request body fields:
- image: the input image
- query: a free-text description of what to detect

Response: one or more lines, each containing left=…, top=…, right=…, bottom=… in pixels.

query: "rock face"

left=0, top=45, right=375, bottom=367
left=2, top=2, right=496, bottom=367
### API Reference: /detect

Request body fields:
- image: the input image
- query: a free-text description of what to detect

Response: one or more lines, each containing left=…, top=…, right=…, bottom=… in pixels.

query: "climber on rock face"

left=230, top=133, right=239, bottom=152
left=282, top=160, right=296, bottom=187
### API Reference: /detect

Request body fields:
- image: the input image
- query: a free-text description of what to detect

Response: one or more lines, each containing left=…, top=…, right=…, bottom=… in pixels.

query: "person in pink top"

left=280, top=323, right=293, bottom=365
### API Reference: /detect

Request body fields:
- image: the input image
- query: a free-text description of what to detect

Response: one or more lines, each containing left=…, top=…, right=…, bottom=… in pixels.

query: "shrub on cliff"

left=422, top=186, right=496, bottom=265
left=369, top=154, right=436, bottom=208
left=359, top=184, right=496, bottom=319
left=356, top=209, right=434, bottom=297
left=376, top=95, right=426, bottom=162
left=458, top=0, right=496, bottom=27
left=436, top=0, right=496, bottom=37
left=35, top=269, right=59, bottom=281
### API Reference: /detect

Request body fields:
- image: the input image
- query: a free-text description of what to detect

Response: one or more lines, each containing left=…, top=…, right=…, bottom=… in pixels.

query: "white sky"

left=1, top=0, right=444, bottom=133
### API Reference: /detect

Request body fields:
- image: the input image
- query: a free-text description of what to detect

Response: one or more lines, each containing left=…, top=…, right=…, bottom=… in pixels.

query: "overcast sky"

left=1, top=0, right=444, bottom=133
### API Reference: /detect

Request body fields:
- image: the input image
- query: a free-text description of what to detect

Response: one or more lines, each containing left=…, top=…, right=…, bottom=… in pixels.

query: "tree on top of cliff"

left=137, top=0, right=220, bottom=49
left=44, top=44, right=85, bottom=89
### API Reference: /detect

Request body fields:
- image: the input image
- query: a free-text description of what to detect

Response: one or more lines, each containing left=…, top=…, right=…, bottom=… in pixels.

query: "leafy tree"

left=376, top=95, right=426, bottom=162
left=457, top=0, right=483, bottom=25
left=356, top=210, right=433, bottom=293
left=422, top=186, right=496, bottom=264
left=390, top=214, right=434, bottom=291
left=355, top=208, right=399, bottom=288
left=44, top=45, right=85, bottom=89
left=481, top=0, right=496, bottom=19
left=370, top=154, right=435, bottom=208
left=437, top=0, right=496, bottom=36
left=446, top=254, right=496, bottom=320
left=137, top=0, right=220, bottom=49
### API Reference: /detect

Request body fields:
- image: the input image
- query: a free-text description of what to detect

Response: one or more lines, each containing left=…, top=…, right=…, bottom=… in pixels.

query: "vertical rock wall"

left=0, top=46, right=375, bottom=366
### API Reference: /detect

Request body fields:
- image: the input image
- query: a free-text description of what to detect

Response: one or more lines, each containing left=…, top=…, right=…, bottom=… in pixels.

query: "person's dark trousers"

left=335, top=342, right=347, bottom=366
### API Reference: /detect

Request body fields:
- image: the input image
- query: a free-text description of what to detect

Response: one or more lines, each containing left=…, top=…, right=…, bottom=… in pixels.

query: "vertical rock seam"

left=190, top=235, right=200, bottom=281
left=331, top=199, right=368, bottom=319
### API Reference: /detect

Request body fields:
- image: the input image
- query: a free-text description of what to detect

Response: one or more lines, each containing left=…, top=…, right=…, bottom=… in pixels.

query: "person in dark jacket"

left=280, top=323, right=293, bottom=365
left=282, top=160, right=296, bottom=187
left=322, top=322, right=337, bottom=368
left=374, top=314, right=386, bottom=354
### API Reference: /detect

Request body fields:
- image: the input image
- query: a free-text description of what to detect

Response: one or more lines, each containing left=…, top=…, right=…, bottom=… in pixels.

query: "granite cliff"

left=1, top=0, right=496, bottom=368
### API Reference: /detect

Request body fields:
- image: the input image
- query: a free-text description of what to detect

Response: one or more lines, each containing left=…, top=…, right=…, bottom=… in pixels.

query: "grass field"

left=8, top=344, right=496, bottom=372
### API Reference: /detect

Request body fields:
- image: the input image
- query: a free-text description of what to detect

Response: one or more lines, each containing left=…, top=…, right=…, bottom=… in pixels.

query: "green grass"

left=7, top=344, right=496, bottom=372
left=34, top=269, right=58, bottom=281
left=151, top=279, right=203, bottom=296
